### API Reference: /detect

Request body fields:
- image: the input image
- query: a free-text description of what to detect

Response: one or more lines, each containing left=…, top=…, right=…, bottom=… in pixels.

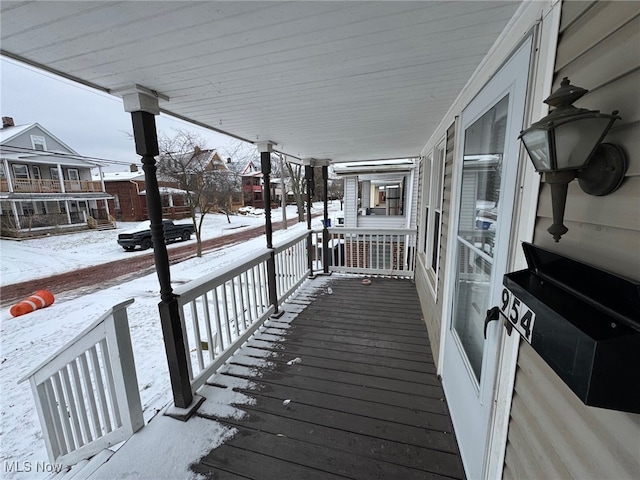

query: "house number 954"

left=500, top=287, right=536, bottom=343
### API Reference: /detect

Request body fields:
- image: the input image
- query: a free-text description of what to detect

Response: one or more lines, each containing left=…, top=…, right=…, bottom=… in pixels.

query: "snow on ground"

left=0, top=202, right=339, bottom=480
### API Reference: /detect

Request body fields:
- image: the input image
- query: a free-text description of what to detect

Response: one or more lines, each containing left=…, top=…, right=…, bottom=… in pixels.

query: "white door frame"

left=439, top=36, right=533, bottom=479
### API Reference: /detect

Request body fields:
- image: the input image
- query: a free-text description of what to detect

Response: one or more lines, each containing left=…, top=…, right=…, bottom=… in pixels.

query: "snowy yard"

left=0, top=203, right=338, bottom=479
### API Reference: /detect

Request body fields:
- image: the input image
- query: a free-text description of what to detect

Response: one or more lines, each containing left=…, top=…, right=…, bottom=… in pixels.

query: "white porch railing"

left=174, top=231, right=310, bottom=393
left=18, top=300, right=143, bottom=466
left=311, top=227, right=417, bottom=278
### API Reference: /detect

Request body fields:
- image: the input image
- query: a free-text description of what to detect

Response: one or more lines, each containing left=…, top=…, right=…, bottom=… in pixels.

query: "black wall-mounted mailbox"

left=502, top=243, right=640, bottom=414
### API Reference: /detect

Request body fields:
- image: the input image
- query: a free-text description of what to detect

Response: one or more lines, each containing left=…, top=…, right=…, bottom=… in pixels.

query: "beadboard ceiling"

left=1, top=1, right=521, bottom=163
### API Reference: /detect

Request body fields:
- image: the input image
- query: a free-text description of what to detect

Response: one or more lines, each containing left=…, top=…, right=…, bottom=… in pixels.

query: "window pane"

left=423, top=207, right=430, bottom=253
left=431, top=211, right=440, bottom=272
left=452, top=241, right=491, bottom=380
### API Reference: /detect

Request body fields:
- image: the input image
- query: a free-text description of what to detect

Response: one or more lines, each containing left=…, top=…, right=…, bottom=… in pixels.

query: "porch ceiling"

left=1, top=1, right=521, bottom=163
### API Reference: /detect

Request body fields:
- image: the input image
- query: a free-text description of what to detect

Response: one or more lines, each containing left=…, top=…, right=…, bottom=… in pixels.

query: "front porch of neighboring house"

left=0, top=196, right=114, bottom=237
left=20, top=191, right=464, bottom=478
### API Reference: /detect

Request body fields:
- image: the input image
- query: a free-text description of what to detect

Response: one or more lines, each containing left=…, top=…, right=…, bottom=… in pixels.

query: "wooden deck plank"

left=195, top=443, right=347, bottom=480
left=199, top=401, right=464, bottom=478
left=230, top=354, right=441, bottom=390
left=249, top=335, right=433, bottom=371
left=244, top=341, right=435, bottom=374
left=251, top=333, right=434, bottom=363
left=200, top=427, right=455, bottom=480
left=266, top=323, right=430, bottom=344
left=238, top=346, right=437, bottom=380
left=256, top=329, right=433, bottom=355
left=206, top=374, right=451, bottom=420
left=208, top=388, right=457, bottom=452
left=192, top=277, right=465, bottom=480
left=222, top=363, right=445, bottom=405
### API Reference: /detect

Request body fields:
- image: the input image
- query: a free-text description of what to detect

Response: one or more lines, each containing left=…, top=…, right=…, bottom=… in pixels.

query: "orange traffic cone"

left=10, top=290, right=55, bottom=317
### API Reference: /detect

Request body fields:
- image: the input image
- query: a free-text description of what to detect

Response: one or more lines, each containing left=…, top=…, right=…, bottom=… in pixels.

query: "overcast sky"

left=0, top=57, right=240, bottom=172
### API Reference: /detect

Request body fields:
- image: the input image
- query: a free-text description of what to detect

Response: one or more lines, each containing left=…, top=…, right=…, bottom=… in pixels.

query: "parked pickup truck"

left=117, top=220, right=195, bottom=251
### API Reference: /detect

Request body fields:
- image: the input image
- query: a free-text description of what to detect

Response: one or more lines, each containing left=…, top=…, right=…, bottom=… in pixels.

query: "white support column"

left=57, top=165, right=66, bottom=193
left=65, top=201, right=71, bottom=224
left=362, top=180, right=371, bottom=211
left=11, top=201, right=21, bottom=230
left=3, top=158, right=14, bottom=192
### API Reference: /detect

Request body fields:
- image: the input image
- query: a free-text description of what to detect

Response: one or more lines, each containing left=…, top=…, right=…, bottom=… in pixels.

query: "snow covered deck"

left=87, top=276, right=464, bottom=480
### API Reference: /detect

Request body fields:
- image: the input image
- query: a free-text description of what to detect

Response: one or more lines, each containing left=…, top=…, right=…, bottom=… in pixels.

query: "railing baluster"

left=99, top=340, right=122, bottom=429
left=79, top=353, right=101, bottom=439
left=202, top=292, right=215, bottom=361
left=44, top=378, right=67, bottom=455
left=250, top=266, right=259, bottom=319
left=229, top=279, right=238, bottom=337
left=52, top=372, right=76, bottom=452
left=211, top=288, right=224, bottom=353
left=70, top=359, right=93, bottom=443
left=178, top=303, right=194, bottom=381
left=191, top=300, right=205, bottom=372
left=60, top=366, right=83, bottom=448
left=221, top=283, right=233, bottom=341
left=89, top=345, right=112, bottom=434
left=240, top=272, right=249, bottom=329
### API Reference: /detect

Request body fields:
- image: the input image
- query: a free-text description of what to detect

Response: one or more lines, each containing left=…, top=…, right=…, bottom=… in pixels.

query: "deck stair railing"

left=18, top=299, right=143, bottom=466
left=174, top=230, right=310, bottom=393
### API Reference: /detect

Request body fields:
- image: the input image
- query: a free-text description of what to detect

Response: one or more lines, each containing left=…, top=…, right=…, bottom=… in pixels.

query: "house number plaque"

left=499, top=286, right=536, bottom=343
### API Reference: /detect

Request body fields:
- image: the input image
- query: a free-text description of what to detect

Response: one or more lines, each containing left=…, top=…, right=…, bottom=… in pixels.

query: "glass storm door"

left=442, top=38, right=531, bottom=479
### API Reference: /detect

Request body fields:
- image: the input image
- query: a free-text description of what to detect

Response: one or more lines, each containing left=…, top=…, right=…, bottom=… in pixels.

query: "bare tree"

left=158, top=130, right=227, bottom=257
left=285, top=162, right=307, bottom=222
left=328, top=171, right=344, bottom=209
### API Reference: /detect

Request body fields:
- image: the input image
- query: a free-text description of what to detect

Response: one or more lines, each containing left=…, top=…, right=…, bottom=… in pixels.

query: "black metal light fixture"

left=519, top=77, right=627, bottom=241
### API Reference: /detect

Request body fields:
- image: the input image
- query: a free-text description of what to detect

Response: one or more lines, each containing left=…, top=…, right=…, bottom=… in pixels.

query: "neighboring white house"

left=0, top=117, right=113, bottom=236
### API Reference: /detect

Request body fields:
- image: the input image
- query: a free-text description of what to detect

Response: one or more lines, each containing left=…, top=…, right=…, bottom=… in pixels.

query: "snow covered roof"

left=99, top=170, right=145, bottom=181
left=0, top=124, right=32, bottom=143
left=0, top=122, right=79, bottom=155
left=139, top=186, right=190, bottom=195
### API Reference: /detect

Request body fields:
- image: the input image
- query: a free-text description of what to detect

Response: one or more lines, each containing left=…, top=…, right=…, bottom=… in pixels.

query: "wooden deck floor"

left=191, top=276, right=465, bottom=480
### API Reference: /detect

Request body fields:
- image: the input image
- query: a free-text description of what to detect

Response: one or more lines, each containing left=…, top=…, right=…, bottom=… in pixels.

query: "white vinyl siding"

left=415, top=122, right=455, bottom=366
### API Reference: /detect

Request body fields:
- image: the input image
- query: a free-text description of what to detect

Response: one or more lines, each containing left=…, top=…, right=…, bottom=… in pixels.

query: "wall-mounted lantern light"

left=519, top=77, right=627, bottom=241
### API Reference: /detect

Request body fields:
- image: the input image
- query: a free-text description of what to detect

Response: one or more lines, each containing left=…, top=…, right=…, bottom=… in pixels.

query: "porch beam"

left=122, top=87, right=193, bottom=410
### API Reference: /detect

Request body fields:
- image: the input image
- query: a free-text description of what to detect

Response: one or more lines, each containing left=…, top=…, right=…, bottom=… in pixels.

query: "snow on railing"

left=311, top=227, right=417, bottom=278
left=18, top=299, right=143, bottom=466
left=174, top=230, right=311, bottom=393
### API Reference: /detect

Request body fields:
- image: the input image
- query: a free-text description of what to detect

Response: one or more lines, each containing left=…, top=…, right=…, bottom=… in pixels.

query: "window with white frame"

left=422, top=154, right=432, bottom=254
left=12, top=164, right=29, bottom=179
left=31, top=135, right=47, bottom=151
left=32, top=165, right=42, bottom=180
left=50, top=167, right=60, bottom=180
left=423, top=141, right=446, bottom=287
